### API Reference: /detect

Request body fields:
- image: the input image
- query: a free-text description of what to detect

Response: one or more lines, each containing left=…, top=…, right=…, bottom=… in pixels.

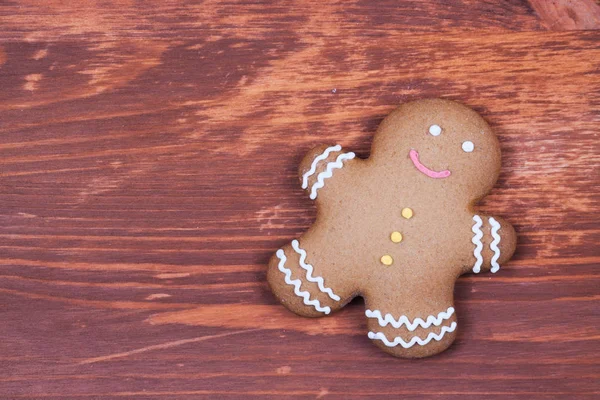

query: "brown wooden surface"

left=1, top=1, right=599, bottom=399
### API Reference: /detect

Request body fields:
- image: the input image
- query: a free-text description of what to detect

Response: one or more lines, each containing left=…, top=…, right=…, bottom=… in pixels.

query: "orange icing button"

left=390, top=231, right=403, bottom=243
left=380, top=255, right=393, bottom=266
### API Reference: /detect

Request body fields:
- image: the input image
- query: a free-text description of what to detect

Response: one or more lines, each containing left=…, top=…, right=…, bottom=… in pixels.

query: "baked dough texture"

left=267, top=99, right=517, bottom=358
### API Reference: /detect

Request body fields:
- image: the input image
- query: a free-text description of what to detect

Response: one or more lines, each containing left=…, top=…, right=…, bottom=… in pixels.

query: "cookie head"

left=371, top=99, right=501, bottom=201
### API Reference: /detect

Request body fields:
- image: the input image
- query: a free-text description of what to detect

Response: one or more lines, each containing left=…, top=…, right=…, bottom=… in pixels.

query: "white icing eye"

left=428, top=124, right=442, bottom=136
left=462, top=141, right=474, bottom=152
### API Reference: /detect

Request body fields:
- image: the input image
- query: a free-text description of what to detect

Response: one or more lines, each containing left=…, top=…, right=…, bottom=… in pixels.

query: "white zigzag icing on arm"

left=489, top=217, right=501, bottom=273
left=471, top=215, right=484, bottom=273
left=368, top=322, right=457, bottom=348
left=275, top=249, right=331, bottom=314
left=309, top=152, right=355, bottom=200
left=365, top=307, right=454, bottom=331
left=291, top=240, right=341, bottom=301
left=302, top=145, right=341, bottom=189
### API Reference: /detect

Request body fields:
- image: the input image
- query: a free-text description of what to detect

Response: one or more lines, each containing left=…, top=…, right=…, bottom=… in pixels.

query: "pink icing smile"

left=409, top=149, right=451, bottom=179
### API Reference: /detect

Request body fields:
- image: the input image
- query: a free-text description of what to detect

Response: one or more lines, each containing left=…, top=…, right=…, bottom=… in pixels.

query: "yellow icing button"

left=401, top=207, right=414, bottom=219
left=390, top=231, right=403, bottom=243
left=380, top=255, right=393, bottom=266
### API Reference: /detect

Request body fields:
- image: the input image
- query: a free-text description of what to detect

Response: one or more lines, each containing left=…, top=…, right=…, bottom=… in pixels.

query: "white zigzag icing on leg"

left=365, top=307, right=454, bottom=331
left=302, top=145, right=341, bottom=189
left=471, top=215, right=483, bottom=273
left=291, top=240, right=341, bottom=301
left=309, top=152, right=355, bottom=200
left=368, top=322, right=457, bottom=348
left=276, top=249, right=331, bottom=314
left=489, top=217, right=501, bottom=273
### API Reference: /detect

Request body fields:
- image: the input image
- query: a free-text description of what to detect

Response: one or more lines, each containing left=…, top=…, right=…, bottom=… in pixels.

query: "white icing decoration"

left=291, top=239, right=340, bottom=301
left=276, top=249, right=331, bottom=314
left=368, top=322, right=457, bottom=348
left=429, top=124, right=442, bottom=136
left=489, top=217, right=501, bottom=273
left=471, top=215, right=483, bottom=273
left=309, top=152, right=355, bottom=200
left=365, top=307, right=454, bottom=331
left=462, top=141, right=474, bottom=152
left=302, top=145, right=341, bottom=189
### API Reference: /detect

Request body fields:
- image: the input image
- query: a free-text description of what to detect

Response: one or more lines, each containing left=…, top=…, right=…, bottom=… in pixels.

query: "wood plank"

left=529, top=0, right=600, bottom=30
left=0, top=0, right=547, bottom=41
left=0, top=2, right=599, bottom=399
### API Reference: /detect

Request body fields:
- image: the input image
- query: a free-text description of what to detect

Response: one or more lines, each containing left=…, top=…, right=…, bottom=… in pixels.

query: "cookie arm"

left=468, top=214, right=516, bottom=274
left=298, top=144, right=356, bottom=202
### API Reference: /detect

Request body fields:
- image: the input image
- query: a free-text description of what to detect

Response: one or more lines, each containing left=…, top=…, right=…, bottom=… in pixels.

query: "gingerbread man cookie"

left=267, top=98, right=517, bottom=358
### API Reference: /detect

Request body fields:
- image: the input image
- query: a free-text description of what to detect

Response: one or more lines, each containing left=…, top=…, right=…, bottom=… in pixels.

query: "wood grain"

left=1, top=1, right=599, bottom=399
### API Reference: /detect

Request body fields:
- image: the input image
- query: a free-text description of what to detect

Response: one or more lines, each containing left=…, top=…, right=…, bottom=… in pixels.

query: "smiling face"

left=371, top=99, right=501, bottom=202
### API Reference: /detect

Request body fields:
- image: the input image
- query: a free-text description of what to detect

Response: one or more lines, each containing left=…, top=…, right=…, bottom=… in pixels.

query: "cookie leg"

left=362, top=278, right=458, bottom=358
left=365, top=306, right=458, bottom=358
left=267, top=239, right=354, bottom=318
